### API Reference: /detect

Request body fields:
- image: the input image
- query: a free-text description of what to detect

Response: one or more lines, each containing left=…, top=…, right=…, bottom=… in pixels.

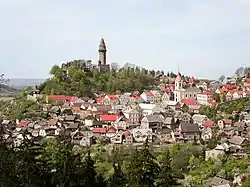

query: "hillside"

left=38, top=60, right=162, bottom=97
left=0, top=84, right=18, bottom=94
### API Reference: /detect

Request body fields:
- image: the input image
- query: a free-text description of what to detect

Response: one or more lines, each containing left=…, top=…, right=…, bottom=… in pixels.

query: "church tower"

left=98, top=38, right=107, bottom=65
left=174, top=71, right=183, bottom=102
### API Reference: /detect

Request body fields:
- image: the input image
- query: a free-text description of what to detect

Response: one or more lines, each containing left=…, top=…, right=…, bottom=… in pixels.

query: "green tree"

left=81, top=151, right=97, bottom=187
left=108, top=163, right=126, bottom=187
left=155, top=150, right=178, bottom=187
left=212, top=93, right=221, bottom=103
left=126, top=140, right=160, bottom=187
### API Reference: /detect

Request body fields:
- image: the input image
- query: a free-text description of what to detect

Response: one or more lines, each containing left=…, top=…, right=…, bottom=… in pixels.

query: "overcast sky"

left=1, top=0, right=250, bottom=79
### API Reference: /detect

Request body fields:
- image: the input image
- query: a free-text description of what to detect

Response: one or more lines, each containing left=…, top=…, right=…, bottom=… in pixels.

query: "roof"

left=143, top=91, right=153, bottom=96
left=48, top=95, right=66, bottom=101
left=185, top=87, right=200, bottom=93
left=106, top=95, right=119, bottom=100
left=96, top=97, right=104, bottom=103
left=181, top=99, right=197, bottom=105
left=107, top=128, right=117, bottom=133
left=17, top=121, right=29, bottom=128
left=180, top=122, right=200, bottom=133
left=203, top=120, right=214, bottom=128
left=229, top=135, right=247, bottom=145
left=176, top=72, right=182, bottom=82
left=100, top=115, right=117, bottom=122
left=210, top=176, right=230, bottom=186
left=92, top=128, right=107, bottom=133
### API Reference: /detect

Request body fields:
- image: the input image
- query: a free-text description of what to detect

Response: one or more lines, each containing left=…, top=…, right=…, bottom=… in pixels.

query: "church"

left=174, top=72, right=200, bottom=103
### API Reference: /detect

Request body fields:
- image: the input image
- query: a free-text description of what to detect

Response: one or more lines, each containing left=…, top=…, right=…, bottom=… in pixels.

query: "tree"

left=218, top=75, right=226, bottom=82
left=81, top=151, right=97, bottom=187
left=155, top=150, right=178, bottom=187
left=221, top=94, right=226, bottom=102
left=108, top=163, right=126, bottom=187
left=126, top=140, right=160, bottom=187
left=212, top=93, right=221, bottom=103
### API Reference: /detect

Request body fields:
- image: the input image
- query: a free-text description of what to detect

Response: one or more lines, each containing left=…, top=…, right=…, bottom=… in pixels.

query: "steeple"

left=98, top=37, right=107, bottom=65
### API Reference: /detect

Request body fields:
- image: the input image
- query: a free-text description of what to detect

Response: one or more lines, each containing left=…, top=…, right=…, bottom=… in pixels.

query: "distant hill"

left=0, top=84, right=18, bottom=95
left=9, top=78, right=45, bottom=88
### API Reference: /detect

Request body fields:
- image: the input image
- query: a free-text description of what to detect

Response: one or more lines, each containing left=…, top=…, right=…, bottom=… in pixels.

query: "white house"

left=140, top=91, right=154, bottom=103
left=133, top=128, right=153, bottom=142
left=197, top=91, right=213, bottom=105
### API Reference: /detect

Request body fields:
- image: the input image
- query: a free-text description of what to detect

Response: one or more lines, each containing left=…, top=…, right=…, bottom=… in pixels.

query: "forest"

left=1, top=130, right=250, bottom=187
left=37, top=60, right=166, bottom=97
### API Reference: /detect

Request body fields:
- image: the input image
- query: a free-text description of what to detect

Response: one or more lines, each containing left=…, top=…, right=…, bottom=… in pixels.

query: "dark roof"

left=180, top=122, right=199, bottom=133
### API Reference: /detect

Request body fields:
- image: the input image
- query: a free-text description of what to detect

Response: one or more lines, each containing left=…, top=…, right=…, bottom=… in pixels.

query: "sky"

left=1, top=0, right=250, bottom=79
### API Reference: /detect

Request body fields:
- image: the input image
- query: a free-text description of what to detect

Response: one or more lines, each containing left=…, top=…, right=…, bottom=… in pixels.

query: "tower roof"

left=99, top=37, right=106, bottom=52
left=176, top=72, right=182, bottom=82
left=100, top=38, right=106, bottom=46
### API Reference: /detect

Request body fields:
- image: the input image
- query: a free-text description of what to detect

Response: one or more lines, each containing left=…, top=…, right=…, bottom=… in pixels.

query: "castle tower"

left=98, top=38, right=107, bottom=65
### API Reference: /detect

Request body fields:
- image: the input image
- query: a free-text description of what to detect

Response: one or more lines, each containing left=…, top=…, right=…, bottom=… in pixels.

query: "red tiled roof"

left=48, top=95, right=66, bottom=101
left=144, top=91, right=153, bottom=96
left=245, top=79, right=250, bottom=84
left=17, top=121, right=29, bottom=128
left=66, top=96, right=78, bottom=102
left=203, top=120, right=214, bottom=128
left=92, top=128, right=107, bottom=133
left=107, top=128, right=117, bottom=133
left=123, top=130, right=131, bottom=137
left=100, top=115, right=117, bottom=122
left=107, top=95, right=119, bottom=100
left=181, top=99, right=197, bottom=105
left=96, top=97, right=104, bottom=103
left=134, top=96, right=141, bottom=100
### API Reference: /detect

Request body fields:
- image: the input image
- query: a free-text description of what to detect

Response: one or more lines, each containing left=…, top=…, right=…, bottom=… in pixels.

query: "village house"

left=141, top=114, right=164, bottom=132
left=179, top=122, right=200, bottom=142
left=140, top=91, right=155, bottom=103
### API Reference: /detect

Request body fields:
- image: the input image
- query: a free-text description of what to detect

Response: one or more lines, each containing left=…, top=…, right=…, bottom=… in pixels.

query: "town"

left=1, top=38, right=250, bottom=186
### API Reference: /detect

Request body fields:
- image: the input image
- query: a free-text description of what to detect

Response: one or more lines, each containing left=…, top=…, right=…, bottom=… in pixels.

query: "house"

left=123, top=108, right=140, bottom=125
left=140, top=91, right=154, bottom=103
left=233, top=173, right=250, bottom=186
left=106, top=128, right=117, bottom=138
left=141, top=115, right=164, bottom=132
left=92, top=128, right=107, bottom=137
left=218, top=119, right=233, bottom=129
left=179, top=122, right=200, bottom=142
left=242, top=114, right=250, bottom=125
left=229, top=136, right=249, bottom=148
left=165, top=101, right=181, bottom=111
left=133, top=128, right=153, bottom=142
left=201, top=128, right=213, bottom=141
left=100, top=115, right=117, bottom=124
left=197, top=91, right=213, bottom=105
left=192, top=114, right=208, bottom=127
left=205, top=143, right=229, bottom=161
left=110, top=131, right=123, bottom=144
left=139, top=103, right=156, bottom=116
left=123, top=130, right=133, bottom=144
left=151, top=90, right=162, bottom=103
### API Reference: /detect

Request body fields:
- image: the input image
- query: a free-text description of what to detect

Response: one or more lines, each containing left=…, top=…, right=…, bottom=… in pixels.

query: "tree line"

left=0, top=132, right=177, bottom=187
left=37, top=60, right=166, bottom=97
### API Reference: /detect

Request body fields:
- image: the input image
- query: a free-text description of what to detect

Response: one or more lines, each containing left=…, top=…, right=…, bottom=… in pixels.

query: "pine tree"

left=82, top=151, right=97, bottom=187
left=108, top=163, right=126, bottom=187
left=155, top=150, right=178, bottom=187
left=127, top=139, right=160, bottom=187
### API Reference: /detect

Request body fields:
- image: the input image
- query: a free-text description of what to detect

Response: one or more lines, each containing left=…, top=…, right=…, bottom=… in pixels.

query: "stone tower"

left=98, top=38, right=107, bottom=65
